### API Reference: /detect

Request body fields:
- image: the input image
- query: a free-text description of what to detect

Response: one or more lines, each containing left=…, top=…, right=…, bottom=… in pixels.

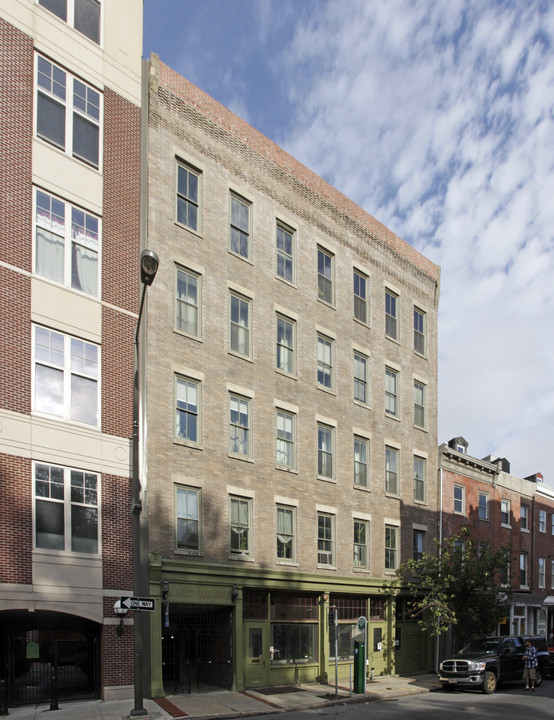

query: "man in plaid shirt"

left=523, top=639, right=538, bottom=691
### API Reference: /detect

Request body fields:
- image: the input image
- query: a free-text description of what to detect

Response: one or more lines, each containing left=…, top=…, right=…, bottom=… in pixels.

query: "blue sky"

left=143, top=0, right=554, bottom=485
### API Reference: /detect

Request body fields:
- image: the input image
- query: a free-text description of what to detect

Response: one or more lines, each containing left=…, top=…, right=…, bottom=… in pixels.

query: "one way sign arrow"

left=120, top=596, right=156, bottom=611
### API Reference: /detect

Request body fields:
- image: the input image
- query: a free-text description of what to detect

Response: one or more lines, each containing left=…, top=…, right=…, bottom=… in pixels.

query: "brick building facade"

left=0, top=0, right=142, bottom=707
left=142, top=54, right=441, bottom=695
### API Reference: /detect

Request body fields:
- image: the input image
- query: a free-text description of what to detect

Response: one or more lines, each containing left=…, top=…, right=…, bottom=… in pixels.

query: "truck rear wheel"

left=535, top=667, right=542, bottom=687
left=482, top=671, right=497, bottom=694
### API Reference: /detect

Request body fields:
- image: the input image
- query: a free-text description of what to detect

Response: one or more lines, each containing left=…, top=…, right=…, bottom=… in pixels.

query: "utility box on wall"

left=353, top=640, right=365, bottom=693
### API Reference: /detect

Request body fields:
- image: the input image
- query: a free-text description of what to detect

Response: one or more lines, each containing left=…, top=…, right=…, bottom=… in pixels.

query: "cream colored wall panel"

left=31, top=278, right=102, bottom=341
left=0, top=408, right=32, bottom=458
left=33, top=555, right=102, bottom=591
left=33, top=140, right=103, bottom=214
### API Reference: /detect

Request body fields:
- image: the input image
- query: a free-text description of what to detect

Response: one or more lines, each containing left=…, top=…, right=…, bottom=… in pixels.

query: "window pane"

left=73, top=112, right=99, bottom=166
left=74, top=0, right=100, bottom=43
left=39, top=0, right=67, bottom=21
left=70, top=374, right=97, bottom=424
left=37, top=93, right=66, bottom=149
left=35, top=364, right=64, bottom=416
left=36, top=499, right=64, bottom=549
left=71, top=505, right=98, bottom=553
left=176, top=270, right=199, bottom=335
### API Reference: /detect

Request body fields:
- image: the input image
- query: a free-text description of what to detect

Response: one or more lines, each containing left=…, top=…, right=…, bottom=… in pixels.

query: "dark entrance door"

left=0, top=611, right=100, bottom=708
left=162, top=604, right=232, bottom=694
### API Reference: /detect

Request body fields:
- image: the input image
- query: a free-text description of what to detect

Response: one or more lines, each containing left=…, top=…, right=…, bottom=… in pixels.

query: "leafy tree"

left=398, top=526, right=512, bottom=648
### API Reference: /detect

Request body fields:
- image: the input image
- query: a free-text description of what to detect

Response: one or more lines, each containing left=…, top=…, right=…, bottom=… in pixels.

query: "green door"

left=244, top=623, right=269, bottom=688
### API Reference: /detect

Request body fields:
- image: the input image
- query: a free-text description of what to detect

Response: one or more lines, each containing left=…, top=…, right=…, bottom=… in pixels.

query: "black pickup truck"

left=438, top=636, right=551, bottom=694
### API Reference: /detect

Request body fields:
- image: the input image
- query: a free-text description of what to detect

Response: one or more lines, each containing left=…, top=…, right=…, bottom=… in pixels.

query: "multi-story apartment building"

left=143, top=54, right=441, bottom=696
left=0, top=0, right=142, bottom=707
left=439, top=438, right=554, bottom=646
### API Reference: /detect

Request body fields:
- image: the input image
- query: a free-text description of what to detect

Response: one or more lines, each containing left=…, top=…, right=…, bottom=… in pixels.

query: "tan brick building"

left=143, top=55, right=441, bottom=694
left=0, top=0, right=143, bottom=707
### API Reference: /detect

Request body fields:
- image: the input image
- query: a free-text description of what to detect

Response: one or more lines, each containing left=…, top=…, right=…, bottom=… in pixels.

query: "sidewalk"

left=2, top=674, right=441, bottom=720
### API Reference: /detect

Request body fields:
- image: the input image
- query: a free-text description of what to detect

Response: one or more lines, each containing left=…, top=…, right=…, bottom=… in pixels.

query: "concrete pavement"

left=2, top=673, right=441, bottom=719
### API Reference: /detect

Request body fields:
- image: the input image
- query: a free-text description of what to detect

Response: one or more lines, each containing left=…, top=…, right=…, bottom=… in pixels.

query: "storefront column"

left=318, top=591, right=330, bottom=684
left=232, top=585, right=243, bottom=691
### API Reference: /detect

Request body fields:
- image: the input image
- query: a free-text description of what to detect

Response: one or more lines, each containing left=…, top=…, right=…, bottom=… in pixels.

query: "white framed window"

left=230, top=192, right=251, bottom=259
left=353, top=519, right=369, bottom=569
left=229, top=292, right=251, bottom=357
left=230, top=496, right=251, bottom=556
left=385, top=367, right=398, bottom=417
left=34, top=462, right=99, bottom=554
left=229, top=394, right=251, bottom=458
left=413, top=528, right=425, bottom=561
left=317, top=334, right=334, bottom=390
left=276, top=314, right=295, bottom=375
left=520, top=503, right=529, bottom=530
left=478, top=492, right=489, bottom=520
left=414, top=380, right=426, bottom=428
left=176, top=161, right=201, bottom=231
left=413, top=456, right=426, bottom=502
left=538, top=557, right=546, bottom=588
left=500, top=499, right=510, bottom=527
left=276, top=505, right=296, bottom=562
left=276, top=221, right=295, bottom=283
left=353, top=269, right=368, bottom=323
left=520, top=552, right=528, bottom=587
left=33, top=325, right=99, bottom=426
left=34, top=188, right=99, bottom=296
left=317, top=247, right=334, bottom=304
left=176, top=266, right=200, bottom=337
left=354, top=352, right=368, bottom=404
left=453, top=484, right=465, bottom=514
left=318, top=424, right=334, bottom=480
left=276, top=410, right=295, bottom=470
left=175, top=376, right=200, bottom=445
left=539, top=509, right=546, bottom=532
left=385, top=446, right=398, bottom=495
left=414, top=307, right=426, bottom=355
left=176, top=485, right=201, bottom=553
left=36, top=55, right=101, bottom=168
left=38, top=0, right=101, bottom=44
left=385, top=524, right=398, bottom=570
left=354, top=436, right=369, bottom=488
left=317, top=512, right=335, bottom=566
left=385, top=289, right=398, bottom=340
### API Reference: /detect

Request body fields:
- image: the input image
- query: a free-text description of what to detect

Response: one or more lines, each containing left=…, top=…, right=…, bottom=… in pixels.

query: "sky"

left=143, top=0, right=554, bottom=486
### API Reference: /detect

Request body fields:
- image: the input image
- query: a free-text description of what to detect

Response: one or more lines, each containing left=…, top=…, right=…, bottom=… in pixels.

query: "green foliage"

left=398, top=526, right=512, bottom=645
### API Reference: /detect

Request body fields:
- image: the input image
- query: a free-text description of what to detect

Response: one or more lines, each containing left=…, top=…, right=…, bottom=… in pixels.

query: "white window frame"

left=229, top=192, right=251, bottom=260
left=175, top=375, right=201, bottom=446
left=538, top=557, right=546, bottom=589
left=276, top=314, right=295, bottom=375
left=229, top=394, right=252, bottom=459
left=230, top=495, right=252, bottom=556
left=34, top=461, right=100, bottom=555
left=34, top=188, right=100, bottom=297
left=354, top=436, right=369, bottom=488
left=413, top=456, right=426, bottom=503
left=317, top=334, right=334, bottom=390
left=413, top=380, right=426, bottom=428
left=36, top=54, right=102, bottom=169
left=539, top=509, right=546, bottom=532
left=317, top=423, right=334, bottom=480
left=353, top=519, right=369, bottom=569
left=478, top=492, right=489, bottom=520
left=385, top=289, right=398, bottom=340
left=385, top=367, right=398, bottom=417
left=353, top=269, right=368, bottom=324
left=520, top=552, right=528, bottom=588
left=38, top=0, right=102, bottom=45
left=453, top=484, right=465, bottom=515
left=520, top=503, right=529, bottom=531
left=500, top=499, right=511, bottom=527
left=317, top=246, right=334, bottom=305
left=354, top=352, right=368, bottom=404
left=276, top=505, right=296, bottom=563
left=414, top=307, right=426, bottom=355
left=385, top=446, right=399, bottom=495
left=276, top=220, right=295, bottom=284
left=175, top=485, right=202, bottom=554
left=413, top=528, right=425, bottom=561
left=175, top=265, right=201, bottom=337
left=317, top=512, right=335, bottom=566
left=176, top=160, right=201, bottom=232
left=229, top=291, right=252, bottom=358
left=33, top=325, right=100, bottom=426
left=385, top=524, right=398, bottom=570
left=276, top=409, right=296, bottom=471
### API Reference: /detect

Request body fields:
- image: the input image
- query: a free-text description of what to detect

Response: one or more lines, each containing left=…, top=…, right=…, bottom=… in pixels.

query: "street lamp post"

left=130, top=249, right=159, bottom=718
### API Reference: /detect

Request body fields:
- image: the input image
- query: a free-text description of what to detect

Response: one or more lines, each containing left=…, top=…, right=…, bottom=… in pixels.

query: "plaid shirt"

left=523, top=644, right=538, bottom=668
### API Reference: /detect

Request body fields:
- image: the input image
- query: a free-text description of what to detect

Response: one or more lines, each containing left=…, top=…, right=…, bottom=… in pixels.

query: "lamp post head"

left=140, top=249, right=159, bottom=286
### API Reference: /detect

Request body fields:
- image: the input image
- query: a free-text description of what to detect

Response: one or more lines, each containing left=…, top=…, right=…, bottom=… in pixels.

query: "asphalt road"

left=256, top=678, right=554, bottom=719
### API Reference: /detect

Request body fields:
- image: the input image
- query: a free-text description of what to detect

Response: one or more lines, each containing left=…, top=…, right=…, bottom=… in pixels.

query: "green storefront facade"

left=148, top=555, right=434, bottom=696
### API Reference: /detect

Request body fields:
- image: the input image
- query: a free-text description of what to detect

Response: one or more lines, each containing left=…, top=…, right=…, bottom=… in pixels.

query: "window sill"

left=174, top=220, right=203, bottom=239
left=413, top=424, right=428, bottom=432
left=318, top=475, right=336, bottom=484
left=276, top=368, right=297, bottom=380
left=174, top=438, right=203, bottom=450
left=229, top=554, right=255, bottom=562
left=317, top=384, right=336, bottom=396
left=276, top=560, right=299, bottom=568
left=317, top=564, right=337, bottom=571
left=276, top=466, right=298, bottom=474
left=385, top=412, right=400, bottom=422
left=317, top=297, right=336, bottom=310
left=228, top=350, right=254, bottom=363
left=353, top=317, right=370, bottom=329
left=353, top=567, right=370, bottom=573
left=228, top=453, right=254, bottom=463
left=385, top=492, right=400, bottom=500
left=353, top=399, right=370, bottom=410
left=175, top=548, right=202, bottom=557
left=413, top=498, right=427, bottom=506
left=173, top=327, right=203, bottom=343
left=501, top=523, right=512, bottom=529
left=478, top=516, right=490, bottom=522
left=521, top=528, right=530, bottom=533
left=385, top=334, right=400, bottom=345
left=229, top=249, right=253, bottom=265
left=353, top=484, right=371, bottom=492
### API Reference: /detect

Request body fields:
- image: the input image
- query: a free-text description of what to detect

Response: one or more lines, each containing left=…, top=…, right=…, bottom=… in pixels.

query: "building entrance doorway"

left=161, top=604, right=232, bottom=694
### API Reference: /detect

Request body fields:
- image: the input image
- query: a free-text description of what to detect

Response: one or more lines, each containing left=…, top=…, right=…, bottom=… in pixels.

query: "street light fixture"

left=131, top=249, right=159, bottom=717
